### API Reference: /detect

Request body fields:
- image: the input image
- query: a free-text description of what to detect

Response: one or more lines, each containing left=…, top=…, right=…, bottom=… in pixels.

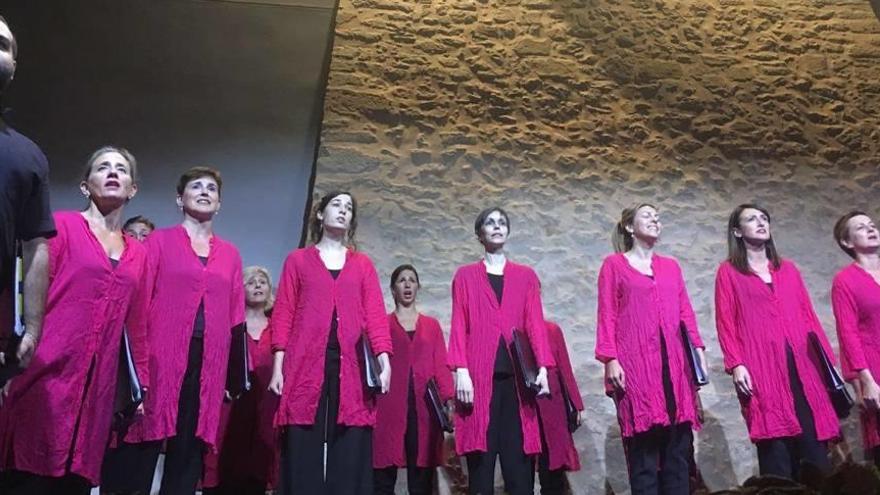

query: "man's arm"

left=18, top=236, right=49, bottom=366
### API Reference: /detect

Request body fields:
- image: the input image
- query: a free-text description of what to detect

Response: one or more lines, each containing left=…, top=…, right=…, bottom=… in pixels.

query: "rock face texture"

left=314, top=0, right=880, bottom=492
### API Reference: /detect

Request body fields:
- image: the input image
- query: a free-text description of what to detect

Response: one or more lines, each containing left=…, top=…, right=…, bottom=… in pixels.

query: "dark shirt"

left=328, top=269, right=341, bottom=350
left=192, top=256, right=209, bottom=339
left=487, top=273, right=514, bottom=376
left=488, top=273, right=503, bottom=305
left=0, top=120, right=55, bottom=339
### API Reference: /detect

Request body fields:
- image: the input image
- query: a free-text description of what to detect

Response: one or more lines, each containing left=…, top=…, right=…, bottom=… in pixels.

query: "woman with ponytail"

left=595, top=203, right=706, bottom=495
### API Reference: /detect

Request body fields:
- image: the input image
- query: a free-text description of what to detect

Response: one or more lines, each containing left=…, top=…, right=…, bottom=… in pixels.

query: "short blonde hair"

left=243, top=265, right=274, bottom=314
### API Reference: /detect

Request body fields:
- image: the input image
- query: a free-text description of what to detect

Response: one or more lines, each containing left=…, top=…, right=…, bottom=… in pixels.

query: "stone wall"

left=314, top=0, right=880, bottom=492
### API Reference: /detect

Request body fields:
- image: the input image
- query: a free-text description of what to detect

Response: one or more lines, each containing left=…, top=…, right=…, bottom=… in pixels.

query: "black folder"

left=226, top=323, right=251, bottom=397
left=360, top=334, right=382, bottom=393
left=114, top=329, right=144, bottom=421
left=681, top=323, right=709, bottom=386
left=510, top=328, right=541, bottom=393
left=808, top=332, right=852, bottom=419
left=425, top=377, right=454, bottom=433
left=559, top=379, right=580, bottom=433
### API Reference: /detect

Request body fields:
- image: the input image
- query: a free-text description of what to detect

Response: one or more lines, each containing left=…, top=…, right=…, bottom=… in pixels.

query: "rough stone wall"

left=314, top=0, right=880, bottom=492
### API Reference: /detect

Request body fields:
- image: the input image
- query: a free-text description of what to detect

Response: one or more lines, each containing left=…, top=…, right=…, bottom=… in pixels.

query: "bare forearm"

left=21, top=238, right=49, bottom=340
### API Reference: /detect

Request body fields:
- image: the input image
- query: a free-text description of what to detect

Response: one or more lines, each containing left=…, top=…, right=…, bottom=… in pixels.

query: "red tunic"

left=715, top=259, right=840, bottom=442
left=536, top=321, right=583, bottom=471
left=373, top=313, right=454, bottom=468
left=271, top=246, right=392, bottom=427
left=0, top=211, right=148, bottom=485
left=123, top=225, right=245, bottom=449
left=831, top=263, right=880, bottom=449
left=595, top=253, right=704, bottom=437
left=446, top=260, right=555, bottom=455
left=203, top=323, right=279, bottom=487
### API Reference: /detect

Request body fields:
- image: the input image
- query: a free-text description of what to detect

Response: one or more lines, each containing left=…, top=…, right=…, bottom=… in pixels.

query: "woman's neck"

left=182, top=214, right=213, bottom=239
left=855, top=251, right=880, bottom=271
left=246, top=305, right=267, bottom=321
left=745, top=241, right=769, bottom=266
left=82, top=201, right=125, bottom=231
left=483, top=249, right=506, bottom=268
left=394, top=301, right=419, bottom=318
left=627, top=239, right=654, bottom=260
left=316, top=229, right=346, bottom=252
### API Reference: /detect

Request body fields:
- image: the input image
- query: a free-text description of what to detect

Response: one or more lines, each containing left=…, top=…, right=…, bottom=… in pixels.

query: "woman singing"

left=269, top=191, right=391, bottom=495
left=0, top=146, right=147, bottom=494
left=101, top=166, right=245, bottom=495
left=447, top=206, right=554, bottom=495
left=595, top=203, right=706, bottom=495
left=715, top=203, right=839, bottom=479
left=202, top=266, right=279, bottom=494
left=831, top=211, right=880, bottom=466
left=373, top=264, right=454, bottom=495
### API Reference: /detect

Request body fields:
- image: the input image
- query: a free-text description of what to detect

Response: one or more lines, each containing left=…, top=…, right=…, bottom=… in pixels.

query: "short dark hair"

left=726, top=203, right=781, bottom=274
left=309, top=190, right=358, bottom=247
left=833, top=210, right=870, bottom=259
left=176, top=166, right=222, bottom=196
left=473, top=206, right=510, bottom=241
left=0, top=15, right=18, bottom=58
left=123, top=215, right=155, bottom=232
left=390, top=264, right=419, bottom=289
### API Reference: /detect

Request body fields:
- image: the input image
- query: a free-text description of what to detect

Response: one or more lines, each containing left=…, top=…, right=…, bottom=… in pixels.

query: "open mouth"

left=105, top=180, right=120, bottom=188
left=196, top=198, right=211, bottom=205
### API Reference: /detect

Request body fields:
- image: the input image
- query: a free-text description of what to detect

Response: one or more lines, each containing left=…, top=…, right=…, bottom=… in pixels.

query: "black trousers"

left=755, top=347, right=830, bottom=480
left=0, top=470, right=91, bottom=495
left=278, top=343, right=373, bottom=495
left=466, top=374, right=535, bottom=495
left=622, top=337, right=691, bottom=495
left=374, top=371, right=434, bottom=495
left=101, top=335, right=206, bottom=495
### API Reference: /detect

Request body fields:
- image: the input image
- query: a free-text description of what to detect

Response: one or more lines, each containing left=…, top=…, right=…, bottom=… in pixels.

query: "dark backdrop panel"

left=1, top=0, right=335, bottom=276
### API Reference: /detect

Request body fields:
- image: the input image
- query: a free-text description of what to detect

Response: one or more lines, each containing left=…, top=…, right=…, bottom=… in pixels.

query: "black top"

left=488, top=273, right=503, bottom=304
left=191, top=256, right=209, bottom=339
left=406, top=330, right=415, bottom=341
left=109, top=257, right=119, bottom=269
left=0, top=121, right=55, bottom=332
left=327, top=269, right=341, bottom=350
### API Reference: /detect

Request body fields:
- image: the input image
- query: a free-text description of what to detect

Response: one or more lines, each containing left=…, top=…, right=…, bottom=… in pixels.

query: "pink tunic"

left=447, top=261, right=555, bottom=455
left=536, top=321, right=583, bottom=471
left=373, top=313, right=454, bottom=468
left=271, top=246, right=392, bottom=427
left=0, top=211, right=147, bottom=484
left=123, top=225, right=245, bottom=449
left=831, top=263, right=880, bottom=449
left=595, top=253, right=704, bottom=438
left=203, top=323, right=279, bottom=487
left=715, top=259, right=840, bottom=442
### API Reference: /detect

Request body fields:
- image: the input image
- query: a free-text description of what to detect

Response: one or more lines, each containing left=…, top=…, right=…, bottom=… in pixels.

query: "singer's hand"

left=605, top=359, right=626, bottom=392
left=455, top=368, right=474, bottom=405
left=377, top=353, right=391, bottom=394
left=16, top=333, right=37, bottom=369
left=535, top=367, right=550, bottom=396
left=732, top=365, right=753, bottom=397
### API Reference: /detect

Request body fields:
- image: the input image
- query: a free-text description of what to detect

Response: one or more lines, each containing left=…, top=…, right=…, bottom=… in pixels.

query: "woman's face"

left=245, top=273, right=270, bottom=307
left=480, top=210, right=509, bottom=249
left=178, top=176, right=220, bottom=220
left=81, top=152, right=137, bottom=206
left=125, top=222, right=152, bottom=241
left=392, top=269, right=419, bottom=307
left=628, top=205, right=661, bottom=243
left=844, top=214, right=880, bottom=254
left=734, top=207, right=771, bottom=245
left=318, top=194, right=353, bottom=233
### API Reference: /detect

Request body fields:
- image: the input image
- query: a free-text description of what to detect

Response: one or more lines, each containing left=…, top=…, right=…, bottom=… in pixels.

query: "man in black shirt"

left=0, top=14, right=55, bottom=377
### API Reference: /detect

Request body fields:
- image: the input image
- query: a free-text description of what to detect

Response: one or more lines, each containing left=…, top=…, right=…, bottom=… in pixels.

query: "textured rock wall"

left=314, top=0, right=880, bottom=492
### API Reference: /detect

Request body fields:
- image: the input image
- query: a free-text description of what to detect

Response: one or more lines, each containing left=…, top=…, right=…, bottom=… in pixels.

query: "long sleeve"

left=432, top=324, right=454, bottom=400
left=270, top=255, right=298, bottom=352
left=831, top=276, right=867, bottom=378
left=595, top=258, right=619, bottom=363
left=795, top=266, right=836, bottom=365
left=447, top=271, right=469, bottom=370
left=554, top=324, right=584, bottom=410
left=361, top=257, right=391, bottom=355
left=125, top=243, right=155, bottom=390
left=677, top=264, right=704, bottom=348
left=714, top=264, right=744, bottom=373
left=525, top=271, right=554, bottom=368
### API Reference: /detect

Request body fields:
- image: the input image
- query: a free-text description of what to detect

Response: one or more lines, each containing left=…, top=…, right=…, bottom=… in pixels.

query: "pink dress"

left=536, top=321, right=583, bottom=470
left=831, top=263, right=880, bottom=449
left=271, top=246, right=391, bottom=428
left=715, top=259, right=840, bottom=442
left=203, top=322, right=279, bottom=488
left=373, top=313, right=454, bottom=468
left=595, top=253, right=704, bottom=437
left=0, top=211, right=148, bottom=484
left=447, top=261, right=555, bottom=455
left=123, top=225, right=245, bottom=449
